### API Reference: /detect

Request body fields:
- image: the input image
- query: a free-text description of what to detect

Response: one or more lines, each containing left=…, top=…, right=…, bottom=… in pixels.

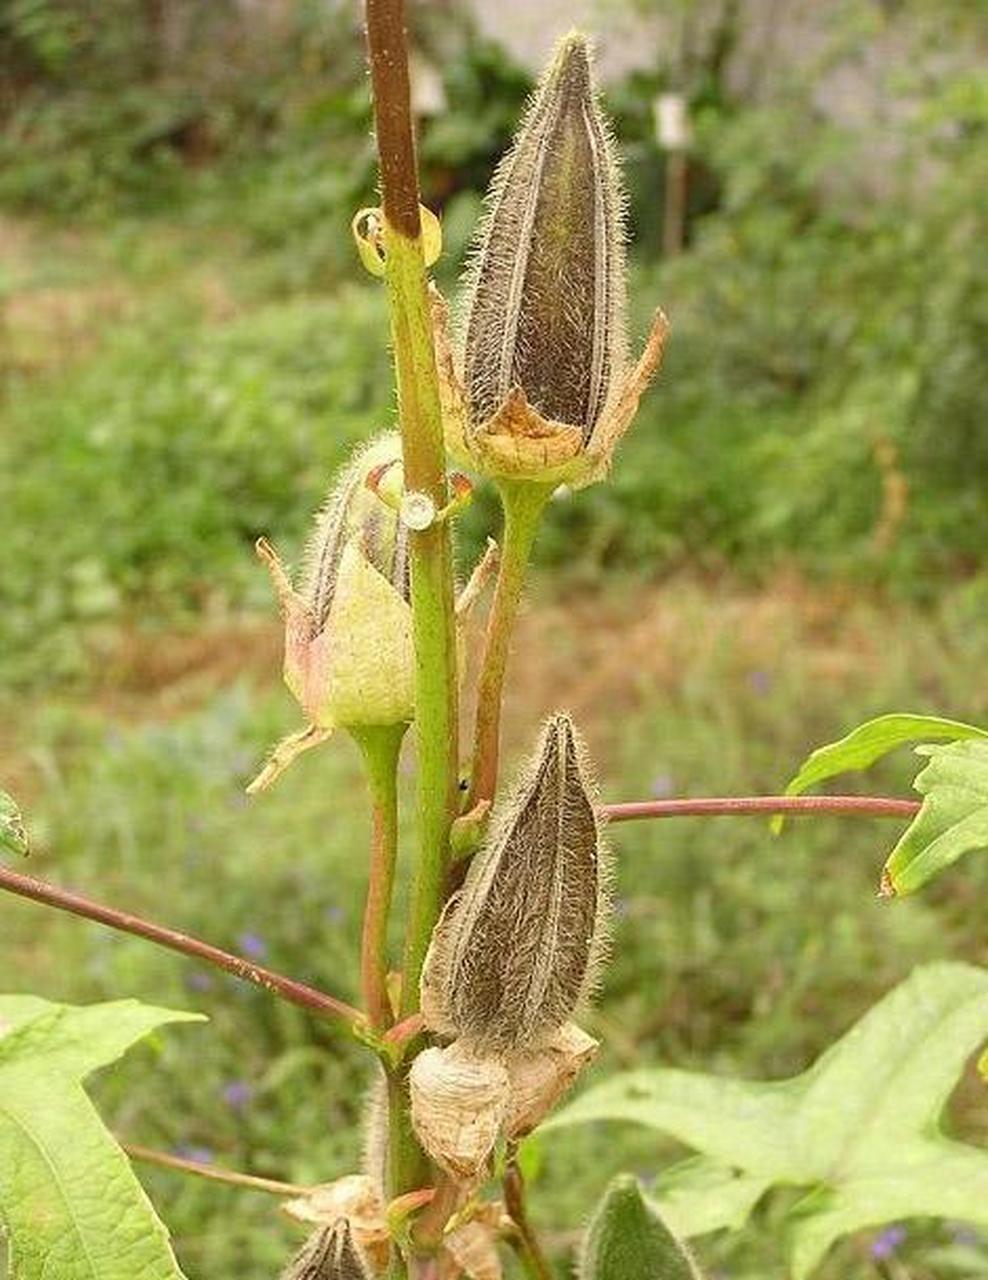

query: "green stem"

left=365, top=0, right=458, bottom=1251
left=467, top=479, right=552, bottom=811
left=353, top=725, right=406, bottom=1031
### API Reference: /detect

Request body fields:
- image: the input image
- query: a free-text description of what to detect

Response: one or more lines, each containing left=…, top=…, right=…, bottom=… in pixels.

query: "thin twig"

left=0, top=865, right=361, bottom=1025
left=602, top=795, right=919, bottom=823
left=123, top=1142, right=310, bottom=1197
left=504, top=1157, right=553, bottom=1280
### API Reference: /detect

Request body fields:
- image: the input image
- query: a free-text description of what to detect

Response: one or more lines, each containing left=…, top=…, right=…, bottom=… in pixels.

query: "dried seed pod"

left=432, top=33, right=669, bottom=488
left=279, top=1219, right=373, bottom=1280
left=429, top=714, right=608, bottom=1056
left=282, top=1175, right=389, bottom=1274
left=462, top=32, right=626, bottom=440
left=409, top=1042, right=510, bottom=1179
left=504, top=1021, right=599, bottom=1139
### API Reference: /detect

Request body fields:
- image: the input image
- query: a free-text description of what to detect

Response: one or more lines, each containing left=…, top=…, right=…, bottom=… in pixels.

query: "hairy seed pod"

left=282, top=1176, right=389, bottom=1274
left=409, top=1042, right=510, bottom=1179
left=461, top=32, right=626, bottom=441
left=504, top=1021, right=599, bottom=1139
left=429, top=713, right=608, bottom=1056
left=279, top=1219, right=372, bottom=1280
left=303, top=433, right=410, bottom=631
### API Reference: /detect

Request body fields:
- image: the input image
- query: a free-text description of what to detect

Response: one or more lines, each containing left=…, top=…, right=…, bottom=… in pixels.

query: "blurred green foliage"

left=2, top=1, right=985, bottom=687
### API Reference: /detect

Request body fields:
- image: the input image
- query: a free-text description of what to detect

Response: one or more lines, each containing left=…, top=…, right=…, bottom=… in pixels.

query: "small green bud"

left=424, top=713, right=608, bottom=1056
left=279, top=1220, right=373, bottom=1280
left=580, top=1175, right=704, bottom=1280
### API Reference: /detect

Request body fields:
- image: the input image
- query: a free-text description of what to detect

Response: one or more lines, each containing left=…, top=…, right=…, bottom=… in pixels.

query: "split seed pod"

left=282, top=1175, right=389, bottom=1274
left=279, top=1219, right=373, bottom=1280
left=434, top=32, right=669, bottom=488
left=409, top=1041, right=510, bottom=1179
left=423, top=713, right=608, bottom=1056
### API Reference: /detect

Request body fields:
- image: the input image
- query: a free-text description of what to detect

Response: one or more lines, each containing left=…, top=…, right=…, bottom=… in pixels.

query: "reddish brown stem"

left=603, top=795, right=919, bottom=823
left=0, top=865, right=361, bottom=1025
left=123, top=1142, right=310, bottom=1197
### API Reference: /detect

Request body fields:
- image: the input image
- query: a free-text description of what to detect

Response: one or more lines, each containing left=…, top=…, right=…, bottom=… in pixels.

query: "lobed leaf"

left=774, top=713, right=987, bottom=833
left=0, top=996, right=204, bottom=1280
left=548, top=963, right=988, bottom=1277
left=882, top=739, right=988, bottom=894
left=0, top=788, right=28, bottom=855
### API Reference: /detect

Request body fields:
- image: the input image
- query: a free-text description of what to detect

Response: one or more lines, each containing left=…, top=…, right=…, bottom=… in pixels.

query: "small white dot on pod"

left=400, top=491, right=437, bottom=531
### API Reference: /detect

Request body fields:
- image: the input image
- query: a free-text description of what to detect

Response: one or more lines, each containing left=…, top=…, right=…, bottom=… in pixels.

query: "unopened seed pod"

left=427, top=714, right=608, bottom=1056
left=504, top=1021, right=599, bottom=1139
left=409, top=1042, right=510, bottom=1179
left=282, top=1176, right=389, bottom=1274
left=462, top=32, right=626, bottom=441
left=279, top=1219, right=373, bottom=1280
left=432, top=33, right=668, bottom=488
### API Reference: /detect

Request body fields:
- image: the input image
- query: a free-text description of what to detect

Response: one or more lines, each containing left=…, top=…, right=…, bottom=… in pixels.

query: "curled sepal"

left=352, top=205, right=442, bottom=277
left=282, top=1176, right=390, bottom=1274
left=423, top=714, right=608, bottom=1056
left=580, top=1175, right=704, bottom=1280
left=504, top=1021, right=599, bottom=1139
left=409, top=1042, right=510, bottom=1179
left=437, top=32, right=668, bottom=487
left=279, top=1219, right=374, bottom=1280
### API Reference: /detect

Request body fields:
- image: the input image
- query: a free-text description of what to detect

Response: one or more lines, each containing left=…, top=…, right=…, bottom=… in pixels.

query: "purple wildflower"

left=237, top=932, right=267, bottom=959
left=870, top=1225, right=906, bottom=1260
left=650, top=772, right=675, bottom=799
left=184, top=970, right=215, bottom=993
left=748, top=669, right=772, bottom=696
left=222, top=1080, right=253, bottom=1109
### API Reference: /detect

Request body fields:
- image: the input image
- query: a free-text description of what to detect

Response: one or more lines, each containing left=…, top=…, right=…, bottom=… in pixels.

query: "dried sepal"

left=279, top=1219, right=373, bottom=1280
left=504, top=1021, right=599, bottom=1139
left=409, top=1042, right=510, bottom=1179
left=282, top=1175, right=390, bottom=1274
left=428, top=714, right=608, bottom=1056
left=444, top=1219, right=503, bottom=1280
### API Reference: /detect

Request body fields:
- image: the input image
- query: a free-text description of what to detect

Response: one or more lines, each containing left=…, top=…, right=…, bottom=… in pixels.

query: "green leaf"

left=883, top=739, right=988, bottom=894
left=547, top=963, right=988, bottom=1278
left=774, top=713, right=987, bottom=832
left=0, top=788, right=28, bottom=855
left=0, top=996, right=204, bottom=1280
left=650, top=1157, right=772, bottom=1236
left=580, top=1174, right=704, bottom=1280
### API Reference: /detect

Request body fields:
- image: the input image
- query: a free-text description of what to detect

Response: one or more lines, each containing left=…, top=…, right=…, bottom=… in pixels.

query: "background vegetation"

left=1, top=1, right=985, bottom=1276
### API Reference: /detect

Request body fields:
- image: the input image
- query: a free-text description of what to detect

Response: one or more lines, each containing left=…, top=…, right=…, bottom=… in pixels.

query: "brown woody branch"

left=0, top=865, right=362, bottom=1025
left=603, top=794, right=919, bottom=823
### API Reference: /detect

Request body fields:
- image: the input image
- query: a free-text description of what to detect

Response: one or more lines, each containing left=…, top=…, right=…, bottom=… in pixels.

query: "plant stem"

left=603, top=795, right=919, bottom=823
left=504, top=1157, right=553, bottom=1280
left=0, top=865, right=361, bottom=1024
left=123, top=1143, right=309, bottom=1197
left=353, top=725, right=406, bottom=1030
left=364, top=1, right=458, bottom=1255
left=467, top=479, right=552, bottom=810
left=364, top=0, right=460, bottom=1024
